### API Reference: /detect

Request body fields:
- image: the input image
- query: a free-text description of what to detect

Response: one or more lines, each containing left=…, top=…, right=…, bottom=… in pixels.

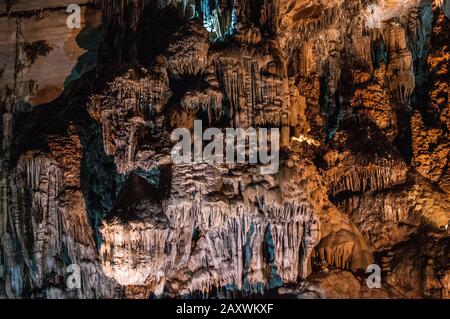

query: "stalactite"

left=2, top=112, right=13, bottom=150
left=87, top=66, right=171, bottom=174
left=181, top=89, right=223, bottom=121
left=2, top=133, right=119, bottom=298
left=201, top=0, right=237, bottom=41
left=167, top=19, right=210, bottom=77
left=327, top=162, right=408, bottom=195
left=383, top=22, right=415, bottom=104
left=100, top=199, right=321, bottom=295
left=213, top=49, right=289, bottom=128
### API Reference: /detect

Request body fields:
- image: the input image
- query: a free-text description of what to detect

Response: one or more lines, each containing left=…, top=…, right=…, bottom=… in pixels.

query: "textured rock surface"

left=0, top=0, right=449, bottom=299
left=0, top=1, right=101, bottom=106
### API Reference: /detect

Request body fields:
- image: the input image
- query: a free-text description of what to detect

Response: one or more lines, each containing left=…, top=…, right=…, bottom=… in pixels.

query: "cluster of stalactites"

left=95, top=0, right=238, bottom=41
left=326, top=162, right=408, bottom=195
left=201, top=0, right=238, bottom=41
left=212, top=54, right=290, bottom=128
left=99, top=199, right=321, bottom=296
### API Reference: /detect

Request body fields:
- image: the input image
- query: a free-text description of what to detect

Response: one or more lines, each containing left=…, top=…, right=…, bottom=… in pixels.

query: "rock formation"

left=0, top=0, right=448, bottom=299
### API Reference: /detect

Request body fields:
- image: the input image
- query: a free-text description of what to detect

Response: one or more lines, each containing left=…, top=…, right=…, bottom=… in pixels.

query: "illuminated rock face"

left=0, top=0, right=449, bottom=299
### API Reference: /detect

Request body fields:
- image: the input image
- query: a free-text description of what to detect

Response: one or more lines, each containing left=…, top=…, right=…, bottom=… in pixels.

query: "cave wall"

left=0, top=0, right=449, bottom=299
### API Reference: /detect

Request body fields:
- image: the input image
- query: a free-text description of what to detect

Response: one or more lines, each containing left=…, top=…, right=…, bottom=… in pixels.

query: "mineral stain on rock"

left=21, top=40, right=53, bottom=65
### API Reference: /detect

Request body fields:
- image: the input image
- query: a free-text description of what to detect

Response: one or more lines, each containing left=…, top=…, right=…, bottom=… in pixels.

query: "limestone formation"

left=0, top=0, right=449, bottom=299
